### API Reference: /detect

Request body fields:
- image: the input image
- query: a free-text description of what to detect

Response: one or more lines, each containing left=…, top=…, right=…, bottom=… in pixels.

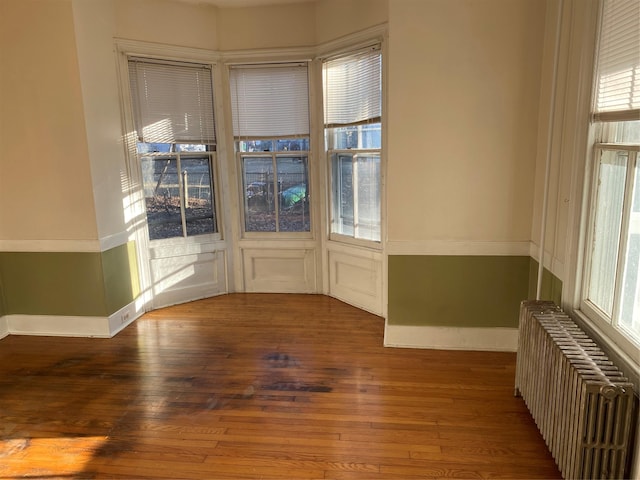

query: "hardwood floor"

left=0, top=293, right=561, bottom=479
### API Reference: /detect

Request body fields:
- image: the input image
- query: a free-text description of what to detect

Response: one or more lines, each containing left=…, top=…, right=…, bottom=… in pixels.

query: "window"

left=582, top=0, right=640, bottom=348
left=229, top=64, right=311, bottom=233
left=128, top=58, right=219, bottom=241
left=323, top=46, right=382, bottom=242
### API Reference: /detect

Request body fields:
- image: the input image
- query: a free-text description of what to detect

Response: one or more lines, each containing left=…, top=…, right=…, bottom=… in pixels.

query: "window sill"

left=328, top=233, right=382, bottom=251
left=571, top=307, right=640, bottom=389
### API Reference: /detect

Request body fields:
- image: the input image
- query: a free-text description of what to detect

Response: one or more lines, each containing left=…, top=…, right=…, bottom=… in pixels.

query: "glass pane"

left=588, top=150, right=628, bottom=315
left=600, top=120, right=640, bottom=143
left=238, top=140, right=273, bottom=152
left=331, top=154, right=354, bottom=236
left=356, top=154, right=381, bottom=241
left=178, top=144, right=207, bottom=152
left=619, top=155, right=640, bottom=343
left=182, top=157, right=216, bottom=237
left=141, top=156, right=183, bottom=240
left=276, top=138, right=309, bottom=152
left=137, top=142, right=172, bottom=154
left=618, top=120, right=640, bottom=143
left=243, top=157, right=276, bottom=232
left=326, top=124, right=381, bottom=150
left=277, top=157, right=310, bottom=232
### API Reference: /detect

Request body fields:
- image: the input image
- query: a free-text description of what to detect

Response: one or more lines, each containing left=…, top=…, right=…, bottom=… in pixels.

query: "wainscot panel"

left=388, top=255, right=530, bottom=328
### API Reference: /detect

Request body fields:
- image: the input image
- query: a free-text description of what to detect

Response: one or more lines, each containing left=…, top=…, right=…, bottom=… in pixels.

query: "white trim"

left=7, top=314, right=113, bottom=338
left=0, top=239, right=102, bottom=253
left=386, top=240, right=531, bottom=256
left=529, top=241, right=565, bottom=281
left=0, top=317, right=8, bottom=339
left=218, top=24, right=388, bottom=65
left=107, top=301, right=144, bottom=337
left=221, top=46, right=314, bottom=64
left=316, top=24, right=387, bottom=59
left=115, top=38, right=220, bottom=64
left=384, top=322, right=519, bottom=352
left=0, top=234, right=131, bottom=253
left=3, top=300, right=142, bottom=339
left=99, top=231, right=132, bottom=252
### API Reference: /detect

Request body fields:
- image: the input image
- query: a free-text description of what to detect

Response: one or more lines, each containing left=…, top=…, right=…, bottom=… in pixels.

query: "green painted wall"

left=388, top=255, right=564, bottom=328
left=388, top=255, right=532, bottom=328
left=0, top=242, right=138, bottom=317
left=528, top=258, right=563, bottom=306
left=102, top=241, right=140, bottom=315
left=0, top=275, right=6, bottom=317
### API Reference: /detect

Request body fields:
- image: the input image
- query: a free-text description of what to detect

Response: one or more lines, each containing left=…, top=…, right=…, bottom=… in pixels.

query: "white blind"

left=323, top=47, right=382, bottom=127
left=128, top=58, right=216, bottom=144
left=594, top=0, right=640, bottom=120
left=229, top=64, right=309, bottom=138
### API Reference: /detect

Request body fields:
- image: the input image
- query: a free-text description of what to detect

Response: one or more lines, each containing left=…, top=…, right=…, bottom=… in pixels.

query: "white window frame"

left=330, top=149, right=382, bottom=243
left=136, top=149, right=221, bottom=243
left=115, top=39, right=228, bottom=307
left=127, top=56, right=222, bottom=245
left=238, top=147, right=312, bottom=238
left=581, top=141, right=640, bottom=357
left=229, top=62, right=313, bottom=239
left=576, top=0, right=640, bottom=363
left=322, top=46, right=383, bottom=247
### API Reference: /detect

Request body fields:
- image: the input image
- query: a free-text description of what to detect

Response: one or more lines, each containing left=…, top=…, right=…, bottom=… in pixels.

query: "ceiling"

left=178, top=0, right=315, bottom=7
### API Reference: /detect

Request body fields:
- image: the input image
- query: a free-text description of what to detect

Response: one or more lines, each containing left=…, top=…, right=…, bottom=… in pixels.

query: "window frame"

left=126, top=54, right=223, bottom=245
left=228, top=62, right=313, bottom=238
left=137, top=148, right=221, bottom=244
left=576, top=0, right=640, bottom=362
left=238, top=145, right=312, bottom=239
left=322, top=46, right=383, bottom=247
left=581, top=141, right=640, bottom=350
left=329, top=148, right=382, bottom=244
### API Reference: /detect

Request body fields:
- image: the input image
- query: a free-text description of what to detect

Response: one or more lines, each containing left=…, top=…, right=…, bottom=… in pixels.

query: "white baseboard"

left=2, top=300, right=143, bottom=339
left=384, top=322, right=519, bottom=352
left=0, top=317, right=8, bottom=339
left=107, top=301, right=143, bottom=337
left=6, top=314, right=114, bottom=337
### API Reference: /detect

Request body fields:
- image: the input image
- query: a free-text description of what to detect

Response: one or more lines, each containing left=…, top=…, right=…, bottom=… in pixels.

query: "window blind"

left=229, top=64, right=310, bottom=139
left=128, top=58, right=216, bottom=144
left=323, top=47, right=382, bottom=128
left=594, top=0, right=640, bottom=121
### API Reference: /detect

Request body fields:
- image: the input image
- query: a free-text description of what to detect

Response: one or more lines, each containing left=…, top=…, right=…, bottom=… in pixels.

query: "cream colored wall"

left=72, top=0, right=129, bottom=245
left=216, top=3, right=315, bottom=51
left=0, top=0, right=98, bottom=242
left=114, top=0, right=219, bottom=50
left=315, top=0, right=388, bottom=45
left=387, top=0, right=546, bottom=243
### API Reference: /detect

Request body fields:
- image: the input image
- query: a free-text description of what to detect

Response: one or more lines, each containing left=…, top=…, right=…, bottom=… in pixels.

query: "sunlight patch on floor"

left=0, top=435, right=108, bottom=477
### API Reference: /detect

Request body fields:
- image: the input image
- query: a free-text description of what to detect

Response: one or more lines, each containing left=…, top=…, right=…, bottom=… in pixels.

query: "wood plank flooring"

left=0, top=293, right=561, bottom=479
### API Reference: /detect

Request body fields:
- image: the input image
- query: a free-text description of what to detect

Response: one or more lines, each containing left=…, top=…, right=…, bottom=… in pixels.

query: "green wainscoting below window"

left=0, top=242, right=139, bottom=317
left=0, top=275, right=6, bottom=317
left=102, top=241, right=140, bottom=314
left=388, top=255, right=562, bottom=328
left=528, top=258, right=563, bottom=306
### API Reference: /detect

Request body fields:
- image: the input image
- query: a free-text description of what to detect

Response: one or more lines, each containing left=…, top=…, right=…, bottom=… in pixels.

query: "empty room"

left=0, top=0, right=638, bottom=478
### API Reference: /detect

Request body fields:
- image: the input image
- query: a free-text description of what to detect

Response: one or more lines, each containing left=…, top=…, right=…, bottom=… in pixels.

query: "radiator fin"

left=515, top=300, right=636, bottom=479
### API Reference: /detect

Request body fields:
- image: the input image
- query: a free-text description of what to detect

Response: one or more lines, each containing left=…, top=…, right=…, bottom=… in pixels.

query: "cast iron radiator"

left=515, top=300, right=636, bottom=479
